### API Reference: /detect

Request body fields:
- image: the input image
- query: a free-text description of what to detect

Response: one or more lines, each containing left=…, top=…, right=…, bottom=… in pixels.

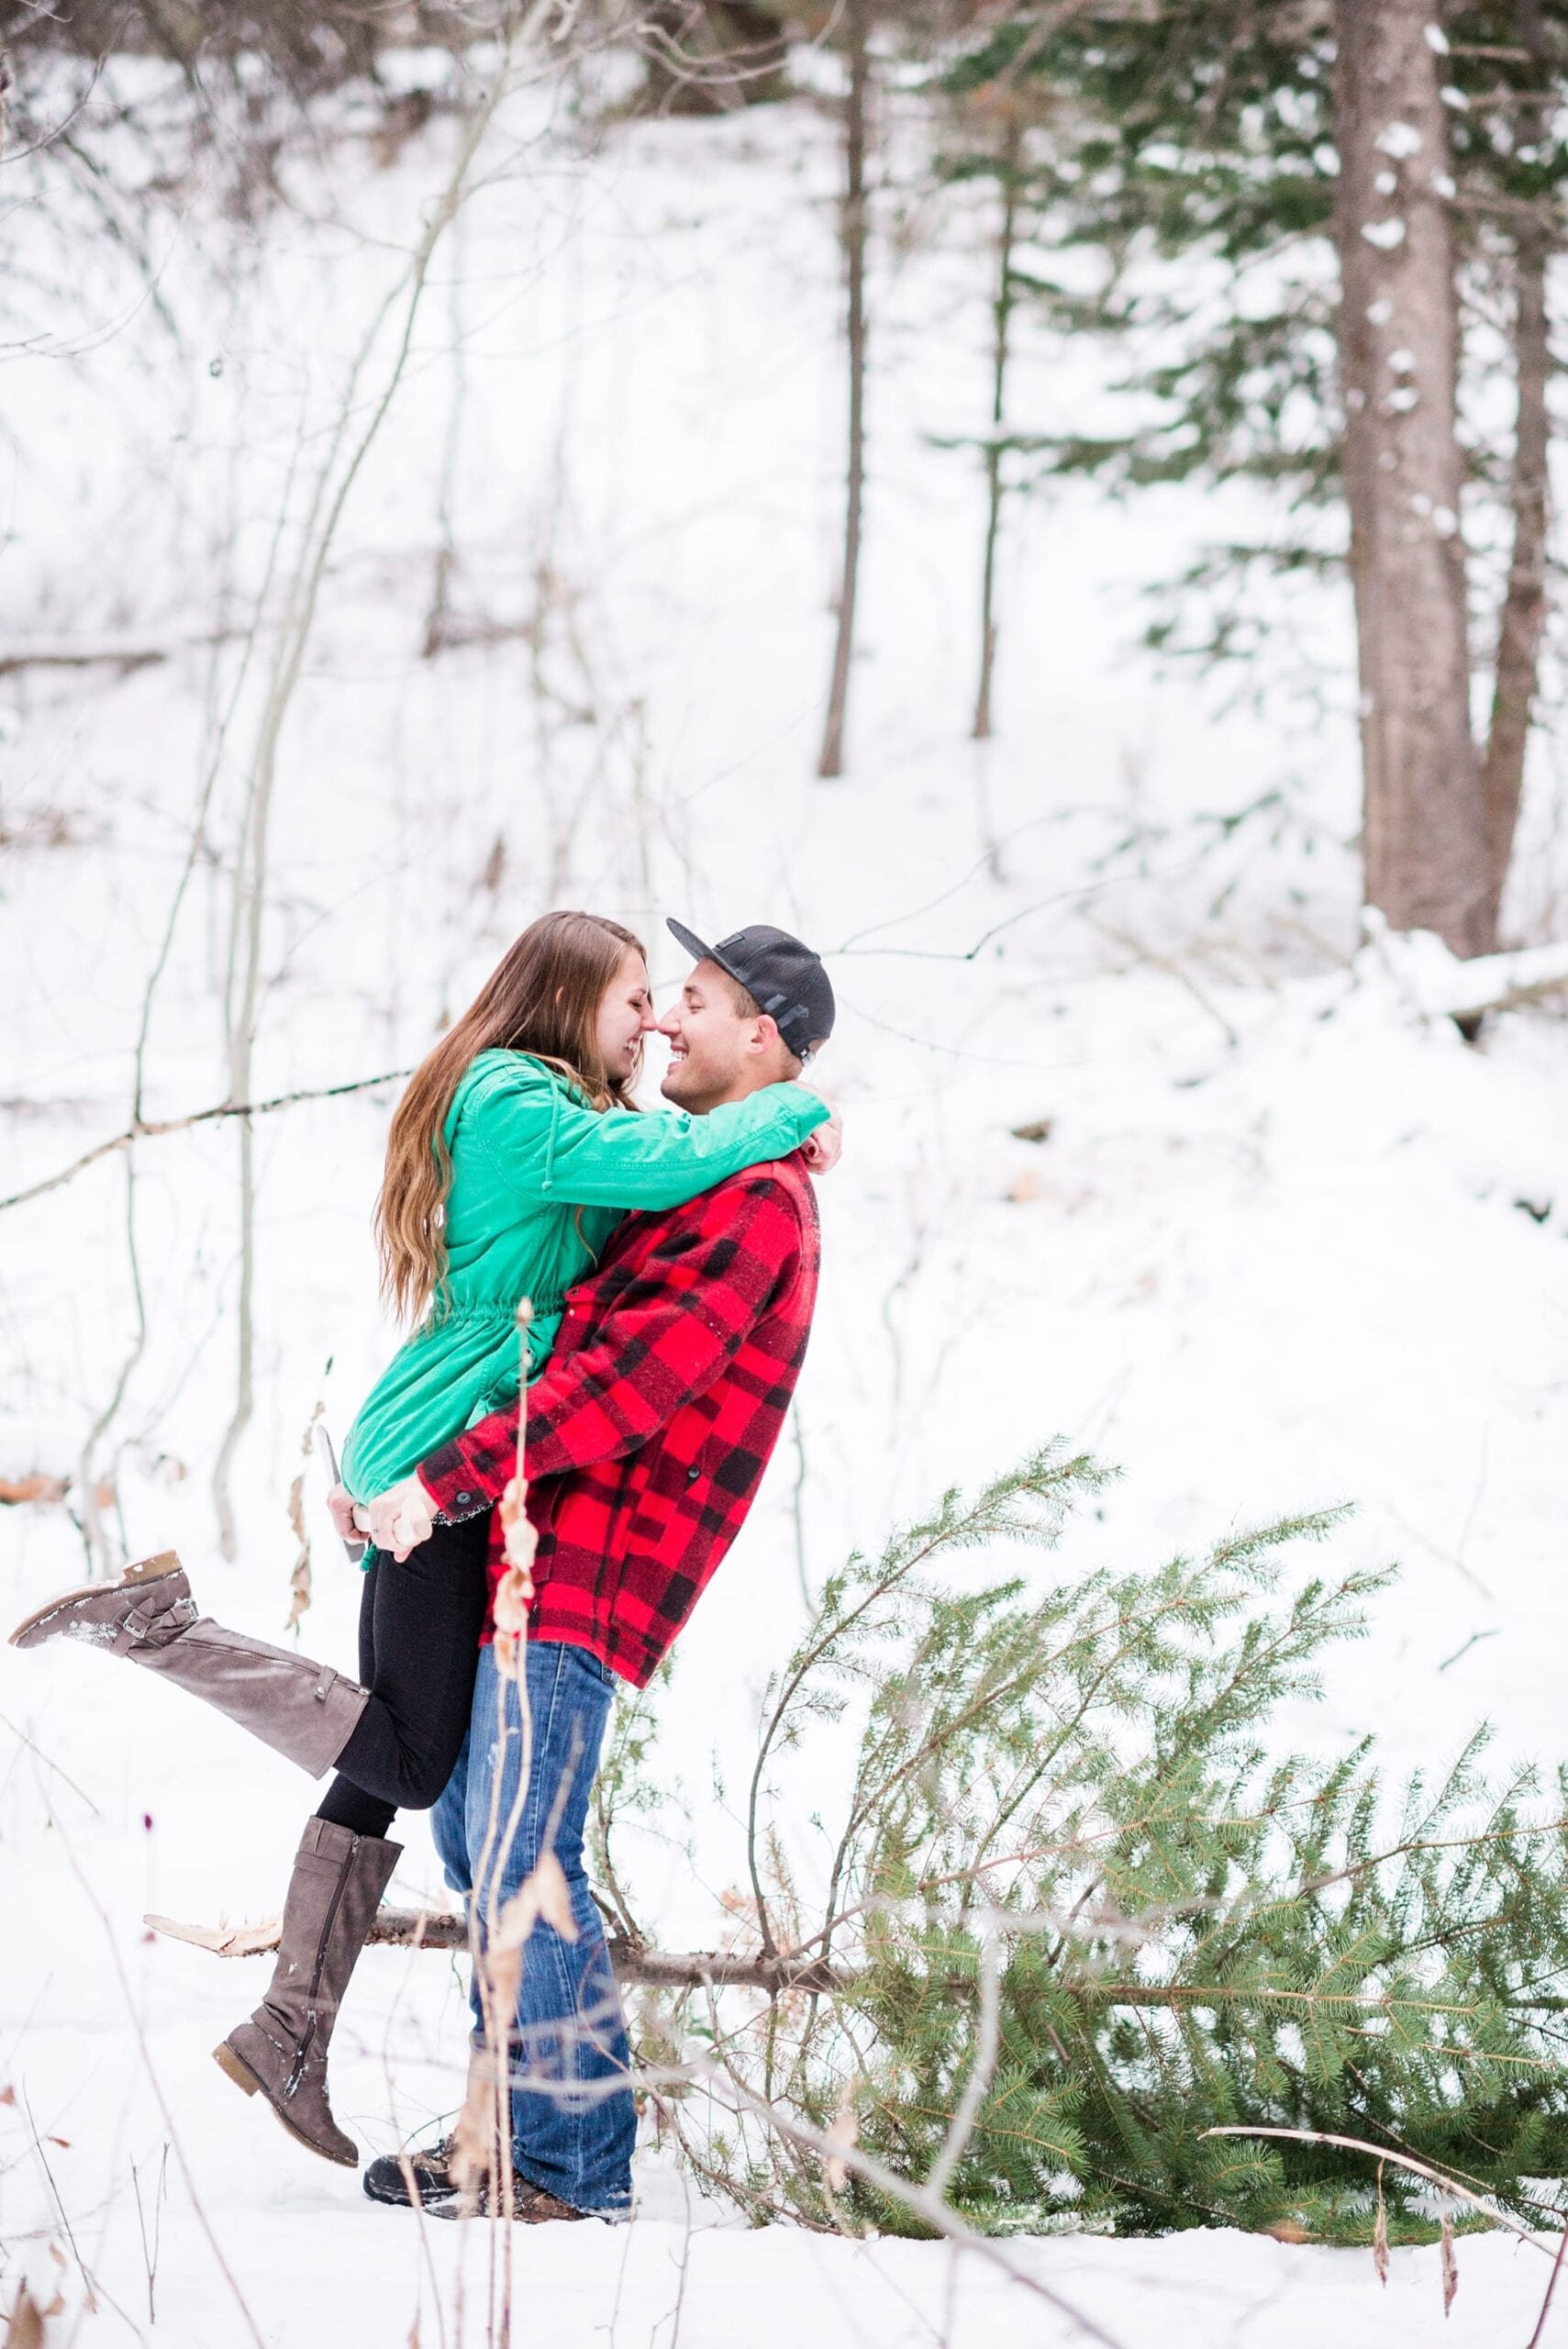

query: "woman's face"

left=595, top=947, right=656, bottom=1085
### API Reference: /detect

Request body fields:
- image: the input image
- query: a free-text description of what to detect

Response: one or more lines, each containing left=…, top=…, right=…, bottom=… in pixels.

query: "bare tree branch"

left=0, top=1071, right=409, bottom=1214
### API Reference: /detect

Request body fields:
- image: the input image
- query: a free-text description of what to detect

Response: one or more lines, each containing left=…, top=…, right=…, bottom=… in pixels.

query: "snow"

left=4, top=67, right=1568, bottom=2349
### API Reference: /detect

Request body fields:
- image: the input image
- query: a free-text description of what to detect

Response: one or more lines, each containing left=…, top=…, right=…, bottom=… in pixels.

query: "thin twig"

left=726, top=2076, right=1129, bottom=2348
left=0, top=1713, right=101, bottom=1815
left=1203, top=2127, right=1558, bottom=2256
left=0, top=1071, right=410, bottom=1213
left=1526, top=2218, right=1568, bottom=2349
left=925, top=1929, right=999, bottom=2201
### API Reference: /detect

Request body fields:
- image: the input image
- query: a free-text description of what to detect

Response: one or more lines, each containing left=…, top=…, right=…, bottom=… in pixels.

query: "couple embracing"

left=12, top=909, right=839, bottom=2223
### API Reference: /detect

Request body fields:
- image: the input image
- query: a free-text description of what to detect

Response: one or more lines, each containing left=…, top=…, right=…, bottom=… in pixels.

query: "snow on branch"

left=1357, top=909, right=1568, bottom=1022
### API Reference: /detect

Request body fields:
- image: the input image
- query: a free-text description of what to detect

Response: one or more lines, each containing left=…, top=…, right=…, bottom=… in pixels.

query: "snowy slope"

left=4, top=71, right=1568, bottom=2347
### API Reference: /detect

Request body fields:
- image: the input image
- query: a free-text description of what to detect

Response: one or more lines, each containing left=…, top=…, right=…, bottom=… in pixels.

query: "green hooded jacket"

left=339, top=1048, right=828, bottom=1501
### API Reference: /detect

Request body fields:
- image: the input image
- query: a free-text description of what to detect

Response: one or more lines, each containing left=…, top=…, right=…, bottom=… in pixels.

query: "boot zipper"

left=284, top=1834, right=358, bottom=2099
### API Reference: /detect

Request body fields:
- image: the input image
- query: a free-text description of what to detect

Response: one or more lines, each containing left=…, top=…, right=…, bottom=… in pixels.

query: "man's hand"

left=364, top=1474, right=436, bottom=1562
left=800, top=1103, right=842, bottom=1175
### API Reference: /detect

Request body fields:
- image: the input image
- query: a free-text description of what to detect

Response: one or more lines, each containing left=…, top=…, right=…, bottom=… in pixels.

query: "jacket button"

left=456, top=1490, right=473, bottom=1505
left=686, top=1466, right=700, bottom=1483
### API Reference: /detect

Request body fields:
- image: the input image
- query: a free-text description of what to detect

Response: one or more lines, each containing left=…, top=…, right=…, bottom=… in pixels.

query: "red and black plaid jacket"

left=417, top=1152, right=820, bottom=1687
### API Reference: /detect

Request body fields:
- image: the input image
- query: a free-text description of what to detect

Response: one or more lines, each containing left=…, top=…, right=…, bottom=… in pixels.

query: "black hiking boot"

left=362, top=2139, right=589, bottom=2222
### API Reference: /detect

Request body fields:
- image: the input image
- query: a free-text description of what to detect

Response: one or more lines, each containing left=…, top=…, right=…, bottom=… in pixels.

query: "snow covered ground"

left=5, top=64, right=1568, bottom=2346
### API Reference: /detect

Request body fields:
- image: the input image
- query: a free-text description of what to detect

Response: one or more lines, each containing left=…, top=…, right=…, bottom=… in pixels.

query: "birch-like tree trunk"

left=207, top=6, right=558, bottom=1552
left=972, top=115, right=1021, bottom=743
left=1333, top=0, right=1489, bottom=955
left=817, top=0, right=870, bottom=782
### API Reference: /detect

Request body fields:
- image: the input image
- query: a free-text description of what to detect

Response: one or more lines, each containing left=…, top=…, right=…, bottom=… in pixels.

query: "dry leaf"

left=0, top=1474, right=67, bottom=1507
left=1373, top=2166, right=1390, bottom=2287
left=495, top=1853, right=577, bottom=1954
left=449, top=2079, right=492, bottom=2195
left=497, top=1484, right=536, bottom=1580
left=824, top=2084, right=859, bottom=2193
left=489, top=1299, right=536, bottom=1678
left=1440, top=2211, right=1458, bottom=2316
left=494, top=1560, right=532, bottom=1625
left=1262, top=2219, right=1310, bottom=2244
left=450, top=2035, right=510, bottom=2195
left=0, top=2084, right=15, bottom=2107
left=284, top=1398, right=322, bottom=1633
left=3, top=2289, right=43, bottom=2349
left=39, top=2295, right=64, bottom=2320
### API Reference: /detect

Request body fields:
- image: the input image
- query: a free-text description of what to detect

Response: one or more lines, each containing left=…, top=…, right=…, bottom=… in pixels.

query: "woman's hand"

left=364, top=1474, right=436, bottom=1562
left=800, top=1103, right=842, bottom=1175
left=326, top=1483, right=359, bottom=1542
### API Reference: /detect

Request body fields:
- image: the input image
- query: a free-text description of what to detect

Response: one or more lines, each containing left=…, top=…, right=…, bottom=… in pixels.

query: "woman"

left=11, top=910, right=835, bottom=2167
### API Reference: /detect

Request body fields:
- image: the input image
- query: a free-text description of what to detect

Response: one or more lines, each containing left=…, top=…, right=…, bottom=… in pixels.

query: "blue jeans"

left=431, top=1640, right=637, bottom=2216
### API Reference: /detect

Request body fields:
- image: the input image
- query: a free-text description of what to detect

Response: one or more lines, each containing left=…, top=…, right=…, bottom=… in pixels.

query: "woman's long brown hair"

left=375, top=910, right=646, bottom=1326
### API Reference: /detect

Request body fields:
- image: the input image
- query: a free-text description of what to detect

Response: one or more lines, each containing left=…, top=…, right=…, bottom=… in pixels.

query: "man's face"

left=658, top=960, right=772, bottom=1111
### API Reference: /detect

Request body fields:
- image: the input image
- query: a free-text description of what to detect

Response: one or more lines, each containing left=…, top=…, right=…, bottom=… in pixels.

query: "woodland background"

left=5, top=5, right=1568, bottom=2344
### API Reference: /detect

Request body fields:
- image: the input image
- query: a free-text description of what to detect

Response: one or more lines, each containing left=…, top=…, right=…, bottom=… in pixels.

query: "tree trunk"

left=817, top=0, right=870, bottom=781
left=1480, top=217, right=1550, bottom=941
left=1332, top=0, right=1489, bottom=956
left=973, top=117, right=1021, bottom=743
left=1479, top=1, right=1555, bottom=942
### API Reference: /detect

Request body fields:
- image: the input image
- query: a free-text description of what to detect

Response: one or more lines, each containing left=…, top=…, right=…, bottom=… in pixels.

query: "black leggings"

left=315, top=1512, right=491, bottom=1842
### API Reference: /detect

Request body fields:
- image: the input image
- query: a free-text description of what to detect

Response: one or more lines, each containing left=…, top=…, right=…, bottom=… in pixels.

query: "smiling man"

left=358, top=919, right=836, bottom=2222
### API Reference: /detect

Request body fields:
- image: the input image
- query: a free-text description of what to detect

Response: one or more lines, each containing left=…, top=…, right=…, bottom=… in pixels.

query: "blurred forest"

left=7, top=0, right=1568, bottom=945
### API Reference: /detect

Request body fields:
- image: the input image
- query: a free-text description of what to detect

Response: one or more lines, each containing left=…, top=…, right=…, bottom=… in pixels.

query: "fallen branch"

left=145, top=1911, right=1565, bottom=2046
left=146, top=1909, right=845, bottom=1989
left=1429, top=937, right=1568, bottom=1021
left=0, top=632, right=246, bottom=677
left=0, top=640, right=168, bottom=677
left=0, top=1069, right=409, bottom=1213
left=1359, top=913, right=1568, bottom=1024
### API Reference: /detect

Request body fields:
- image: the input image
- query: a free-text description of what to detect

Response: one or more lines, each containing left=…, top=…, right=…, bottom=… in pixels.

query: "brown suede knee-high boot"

left=216, top=1820, right=402, bottom=2165
left=9, top=1552, right=368, bottom=1778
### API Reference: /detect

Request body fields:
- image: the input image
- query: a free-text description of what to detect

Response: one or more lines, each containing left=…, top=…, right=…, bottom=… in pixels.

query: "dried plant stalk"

left=494, top=1298, right=536, bottom=1677
left=284, top=1397, right=324, bottom=1633
left=454, top=1291, right=537, bottom=2320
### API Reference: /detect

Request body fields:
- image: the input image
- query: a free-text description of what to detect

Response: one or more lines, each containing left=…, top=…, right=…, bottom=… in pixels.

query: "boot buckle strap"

left=115, top=1593, right=195, bottom=1653
left=313, top=1666, right=336, bottom=1704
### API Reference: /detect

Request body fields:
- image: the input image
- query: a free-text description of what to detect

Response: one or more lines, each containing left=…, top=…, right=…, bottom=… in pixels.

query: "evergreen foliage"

left=628, top=1447, right=1568, bottom=2240
left=930, top=5, right=1568, bottom=670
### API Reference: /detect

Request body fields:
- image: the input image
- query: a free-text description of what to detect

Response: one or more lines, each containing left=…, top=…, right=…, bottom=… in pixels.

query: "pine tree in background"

left=622, top=1448, right=1568, bottom=2241
left=929, top=3, right=1568, bottom=955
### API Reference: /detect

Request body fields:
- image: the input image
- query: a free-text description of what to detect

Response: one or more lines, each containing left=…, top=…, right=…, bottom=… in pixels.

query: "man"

left=355, top=919, right=836, bottom=2222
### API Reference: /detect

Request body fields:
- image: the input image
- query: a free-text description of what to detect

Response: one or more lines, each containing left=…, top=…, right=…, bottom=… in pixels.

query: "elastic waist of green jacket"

left=425, top=1293, right=565, bottom=1328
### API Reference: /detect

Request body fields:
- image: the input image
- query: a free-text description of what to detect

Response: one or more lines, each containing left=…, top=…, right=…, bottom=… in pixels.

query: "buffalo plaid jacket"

left=417, top=1152, right=820, bottom=1687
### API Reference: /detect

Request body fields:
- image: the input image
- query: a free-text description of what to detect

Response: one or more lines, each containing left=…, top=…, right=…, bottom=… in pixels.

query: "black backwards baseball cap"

left=666, top=918, right=836, bottom=1064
